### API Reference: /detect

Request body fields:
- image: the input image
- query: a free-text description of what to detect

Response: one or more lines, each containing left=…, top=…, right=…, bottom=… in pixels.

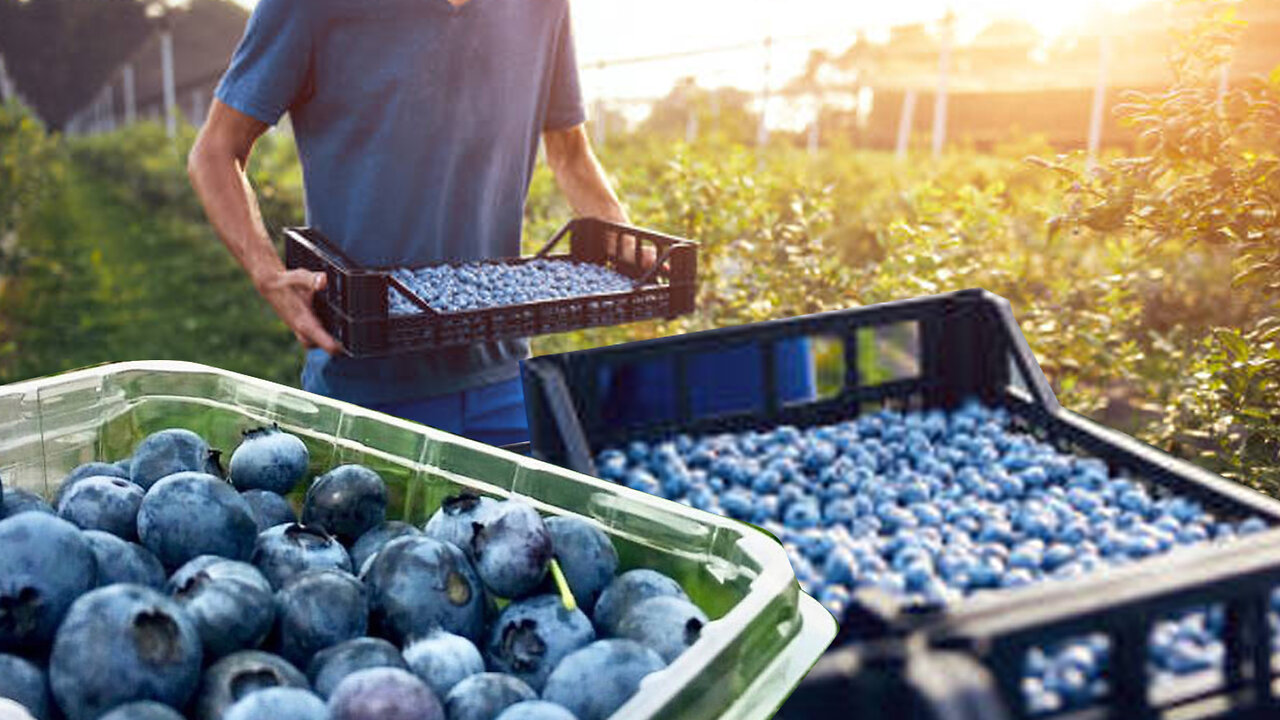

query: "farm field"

left=0, top=52, right=1276, bottom=493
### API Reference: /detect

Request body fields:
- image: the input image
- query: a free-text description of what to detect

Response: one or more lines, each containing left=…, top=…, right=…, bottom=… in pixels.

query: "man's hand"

left=543, top=124, right=657, bottom=272
left=255, top=269, right=342, bottom=354
left=189, top=100, right=343, bottom=356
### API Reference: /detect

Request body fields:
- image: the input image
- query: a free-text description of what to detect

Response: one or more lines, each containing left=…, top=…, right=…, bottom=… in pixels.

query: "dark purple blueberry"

left=193, top=650, right=308, bottom=720
left=49, top=584, right=203, bottom=720
left=365, top=536, right=486, bottom=644
left=252, top=523, right=352, bottom=590
left=136, top=471, right=257, bottom=570
left=274, top=569, right=368, bottom=668
left=472, top=502, right=551, bottom=599
left=302, top=465, right=387, bottom=545
left=168, top=556, right=276, bottom=660
left=328, top=667, right=444, bottom=720
left=0, top=513, right=97, bottom=650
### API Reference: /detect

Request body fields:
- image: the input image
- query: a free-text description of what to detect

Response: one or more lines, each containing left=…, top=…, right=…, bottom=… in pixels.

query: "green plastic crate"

left=0, top=361, right=835, bottom=720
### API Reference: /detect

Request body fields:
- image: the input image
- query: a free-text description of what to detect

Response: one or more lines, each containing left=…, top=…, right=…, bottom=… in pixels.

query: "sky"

left=232, top=0, right=1155, bottom=116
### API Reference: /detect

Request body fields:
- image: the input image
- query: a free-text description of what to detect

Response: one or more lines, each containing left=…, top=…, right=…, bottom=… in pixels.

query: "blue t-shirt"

left=215, top=0, right=586, bottom=404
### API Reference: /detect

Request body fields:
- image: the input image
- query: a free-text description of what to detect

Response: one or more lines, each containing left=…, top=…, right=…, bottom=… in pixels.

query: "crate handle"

left=630, top=244, right=677, bottom=288
left=533, top=220, right=575, bottom=259
left=386, top=272, right=441, bottom=317
left=525, top=361, right=597, bottom=475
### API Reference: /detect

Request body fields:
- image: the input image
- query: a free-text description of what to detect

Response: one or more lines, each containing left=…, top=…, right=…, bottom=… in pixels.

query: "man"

left=189, top=0, right=629, bottom=446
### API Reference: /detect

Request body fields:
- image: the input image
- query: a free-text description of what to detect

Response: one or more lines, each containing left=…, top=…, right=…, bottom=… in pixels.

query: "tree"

left=0, top=0, right=152, bottom=129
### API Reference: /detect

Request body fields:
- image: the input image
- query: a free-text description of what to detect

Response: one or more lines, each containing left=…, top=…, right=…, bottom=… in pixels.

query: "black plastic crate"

left=519, top=288, right=1280, bottom=720
left=284, top=218, right=698, bottom=357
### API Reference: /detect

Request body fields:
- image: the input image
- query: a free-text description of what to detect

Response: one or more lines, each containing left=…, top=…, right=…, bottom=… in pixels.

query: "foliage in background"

left=1033, top=0, right=1280, bottom=489
left=0, top=0, right=1276, bottom=491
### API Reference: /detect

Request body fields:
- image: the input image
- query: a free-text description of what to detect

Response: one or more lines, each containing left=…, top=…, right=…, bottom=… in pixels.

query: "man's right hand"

left=189, top=100, right=344, bottom=358
left=255, top=268, right=343, bottom=355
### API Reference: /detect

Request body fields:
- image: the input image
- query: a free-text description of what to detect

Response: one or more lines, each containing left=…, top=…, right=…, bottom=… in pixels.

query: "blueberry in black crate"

left=284, top=218, right=698, bottom=358
left=521, top=288, right=1280, bottom=720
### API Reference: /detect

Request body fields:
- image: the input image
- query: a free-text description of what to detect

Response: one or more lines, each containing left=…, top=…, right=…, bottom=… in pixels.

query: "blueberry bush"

left=0, top=1, right=1275, bottom=493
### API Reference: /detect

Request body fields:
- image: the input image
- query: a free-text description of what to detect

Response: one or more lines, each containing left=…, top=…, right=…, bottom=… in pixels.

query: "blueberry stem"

left=549, top=558, right=577, bottom=612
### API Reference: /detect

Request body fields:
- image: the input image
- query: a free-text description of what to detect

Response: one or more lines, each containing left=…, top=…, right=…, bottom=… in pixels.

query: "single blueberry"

left=274, top=569, right=368, bottom=668
left=0, top=513, right=97, bottom=650
left=402, top=629, right=485, bottom=699
left=329, top=667, right=444, bottom=720
left=130, top=428, right=214, bottom=490
left=541, top=640, right=666, bottom=720
left=82, top=530, right=166, bottom=589
left=229, top=425, right=310, bottom=495
left=0, top=653, right=49, bottom=720
left=472, top=501, right=552, bottom=599
left=444, top=673, right=537, bottom=720
left=593, top=569, right=689, bottom=637
left=365, top=536, right=486, bottom=644
left=137, top=471, right=257, bottom=570
left=350, top=521, right=422, bottom=572
left=307, top=637, right=406, bottom=699
left=486, top=594, right=595, bottom=692
left=57, top=461, right=129, bottom=506
left=193, top=650, right=308, bottom=720
left=495, top=701, right=579, bottom=720
left=545, top=516, right=618, bottom=613
left=225, top=687, right=328, bottom=720
left=252, top=522, right=353, bottom=590
left=49, top=584, right=202, bottom=720
left=0, top=488, right=53, bottom=519
left=57, top=475, right=145, bottom=540
left=242, top=490, right=299, bottom=533
left=168, top=556, right=276, bottom=660
left=302, top=465, right=388, bottom=545
left=615, top=595, right=708, bottom=663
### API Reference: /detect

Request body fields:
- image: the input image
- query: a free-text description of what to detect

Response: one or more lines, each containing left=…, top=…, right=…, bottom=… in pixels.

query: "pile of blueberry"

left=0, top=425, right=708, bottom=720
left=593, top=402, right=1272, bottom=715
left=388, top=260, right=634, bottom=315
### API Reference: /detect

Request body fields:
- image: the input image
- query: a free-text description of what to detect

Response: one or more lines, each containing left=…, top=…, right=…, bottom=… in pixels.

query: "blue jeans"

left=365, top=375, right=529, bottom=448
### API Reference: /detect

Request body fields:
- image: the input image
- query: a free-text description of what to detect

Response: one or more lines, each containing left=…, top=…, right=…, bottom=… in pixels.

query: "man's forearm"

left=545, top=127, right=627, bottom=223
left=188, top=145, right=282, bottom=289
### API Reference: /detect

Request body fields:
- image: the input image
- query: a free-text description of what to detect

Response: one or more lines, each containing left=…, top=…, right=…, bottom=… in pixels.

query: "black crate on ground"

left=520, top=288, right=1280, bottom=720
left=284, top=218, right=698, bottom=357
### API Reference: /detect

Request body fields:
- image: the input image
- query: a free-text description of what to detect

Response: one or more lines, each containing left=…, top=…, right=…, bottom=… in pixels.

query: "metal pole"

left=0, top=54, right=12, bottom=103
left=106, top=85, right=116, bottom=132
left=123, top=64, right=137, bottom=125
left=932, top=13, right=953, bottom=158
left=807, top=97, right=820, bottom=155
left=593, top=97, right=606, bottom=147
left=191, top=88, right=205, bottom=126
left=896, top=88, right=917, bottom=159
left=161, top=19, right=177, bottom=137
left=756, top=35, right=772, bottom=152
left=1087, top=34, right=1112, bottom=166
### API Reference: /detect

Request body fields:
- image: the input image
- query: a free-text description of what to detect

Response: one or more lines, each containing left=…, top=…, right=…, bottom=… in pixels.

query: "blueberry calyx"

left=132, top=608, right=183, bottom=664
left=684, top=617, right=704, bottom=646
left=241, top=424, right=282, bottom=440
left=501, top=619, right=547, bottom=672
left=206, top=449, right=226, bottom=477
left=174, top=571, right=209, bottom=599
left=0, top=586, right=41, bottom=635
left=229, top=668, right=286, bottom=699
left=443, top=492, right=483, bottom=517
left=284, top=523, right=336, bottom=549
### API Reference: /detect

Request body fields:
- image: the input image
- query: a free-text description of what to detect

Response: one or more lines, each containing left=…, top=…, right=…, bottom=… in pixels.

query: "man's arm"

left=544, top=124, right=655, bottom=267
left=188, top=100, right=341, bottom=354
